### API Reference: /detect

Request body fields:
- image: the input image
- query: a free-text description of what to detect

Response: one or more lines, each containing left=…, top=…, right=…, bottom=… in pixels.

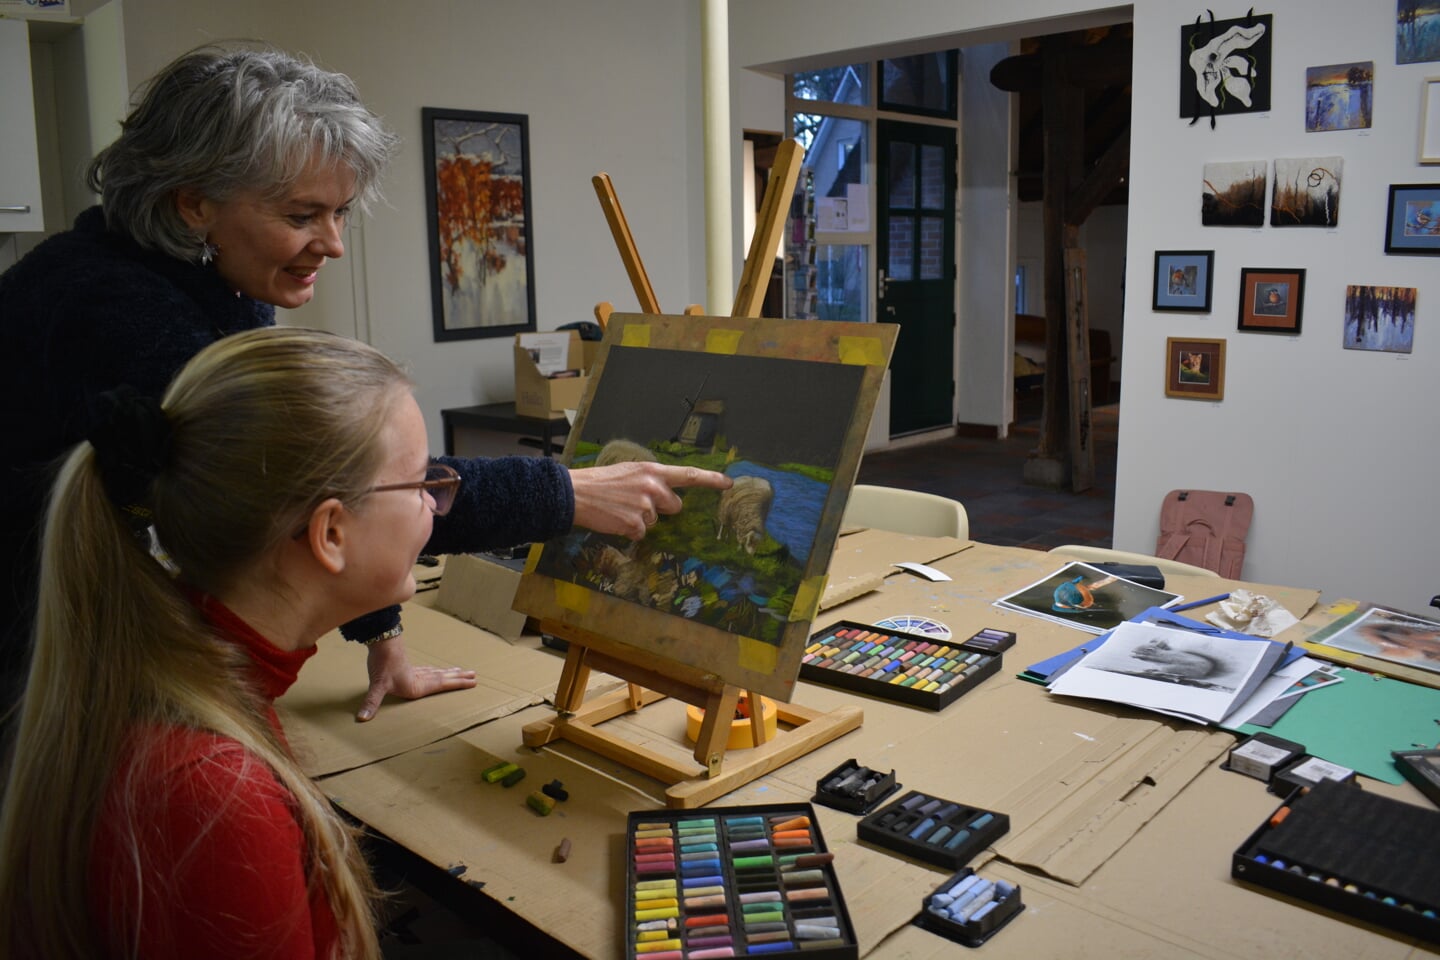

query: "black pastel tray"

left=812, top=758, right=900, bottom=815
left=913, top=867, right=1024, bottom=947
left=857, top=790, right=1009, bottom=870
left=1231, top=779, right=1440, bottom=944
left=624, top=802, right=858, bottom=959
left=800, top=621, right=1003, bottom=710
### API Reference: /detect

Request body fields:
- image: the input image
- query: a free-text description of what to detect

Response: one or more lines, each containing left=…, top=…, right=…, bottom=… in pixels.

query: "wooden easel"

left=522, top=141, right=863, bottom=809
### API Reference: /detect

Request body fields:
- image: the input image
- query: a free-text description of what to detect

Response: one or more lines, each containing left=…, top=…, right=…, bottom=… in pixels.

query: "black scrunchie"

left=87, top=385, right=173, bottom=516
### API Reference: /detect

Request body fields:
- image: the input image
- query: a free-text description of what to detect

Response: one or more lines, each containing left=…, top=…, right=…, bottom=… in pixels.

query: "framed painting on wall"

left=1238, top=267, right=1306, bottom=333
left=1202, top=160, right=1268, bottom=226
left=422, top=107, right=537, bottom=342
left=1271, top=156, right=1343, bottom=227
left=1180, top=12, right=1272, bottom=125
left=1344, top=285, right=1417, bottom=353
left=1165, top=337, right=1226, bottom=401
left=1304, top=61, right=1373, bottom=132
left=1153, top=250, right=1215, bottom=312
left=1384, top=183, right=1440, bottom=253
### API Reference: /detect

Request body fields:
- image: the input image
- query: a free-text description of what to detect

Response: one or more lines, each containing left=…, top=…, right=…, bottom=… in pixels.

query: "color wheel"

left=873, top=615, right=952, bottom=641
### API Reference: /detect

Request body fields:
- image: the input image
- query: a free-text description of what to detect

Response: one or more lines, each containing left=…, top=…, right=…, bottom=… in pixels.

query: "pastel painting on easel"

left=515, top=313, right=894, bottom=699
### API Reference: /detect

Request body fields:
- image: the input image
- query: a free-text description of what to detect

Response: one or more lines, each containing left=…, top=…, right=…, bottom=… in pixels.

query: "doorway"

left=876, top=119, right=956, bottom=436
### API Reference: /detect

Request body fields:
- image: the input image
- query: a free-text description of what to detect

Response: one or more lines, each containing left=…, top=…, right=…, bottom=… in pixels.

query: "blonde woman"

left=0, top=328, right=450, bottom=958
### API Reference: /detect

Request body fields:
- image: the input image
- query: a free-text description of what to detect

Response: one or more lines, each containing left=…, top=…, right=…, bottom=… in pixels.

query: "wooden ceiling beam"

left=1066, top=122, right=1131, bottom=227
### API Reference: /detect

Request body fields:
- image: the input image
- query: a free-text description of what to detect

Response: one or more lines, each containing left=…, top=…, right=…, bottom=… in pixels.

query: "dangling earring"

left=198, top=236, right=219, bottom=266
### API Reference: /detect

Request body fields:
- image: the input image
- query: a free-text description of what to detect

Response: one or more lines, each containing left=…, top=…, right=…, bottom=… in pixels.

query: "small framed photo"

left=1153, top=250, right=1214, bottom=312
left=1165, top=337, right=1226, bottom=401
left=1384, top=183, right=1440, bottom=255
left=1238, top=267, right=1306, bottom=333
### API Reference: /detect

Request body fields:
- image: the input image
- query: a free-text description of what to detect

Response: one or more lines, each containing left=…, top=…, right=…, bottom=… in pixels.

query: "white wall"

left=117, top=0, right=708, bottom=451
left=1120, top=0, right=1437, bottom=610
left=731, top=0, right=1438, bottom=611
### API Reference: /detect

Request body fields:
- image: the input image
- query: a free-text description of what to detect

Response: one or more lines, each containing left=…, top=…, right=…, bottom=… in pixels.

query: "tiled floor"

left=855, top=404, right=1118, bottom=551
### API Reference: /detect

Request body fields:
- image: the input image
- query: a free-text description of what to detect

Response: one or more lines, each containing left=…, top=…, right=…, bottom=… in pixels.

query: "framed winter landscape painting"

left=1304, top=61, right=1373, bottom=131
left=1344, top=285, right=1417, bottom=353
left=422, top=108, right=537, bottom=341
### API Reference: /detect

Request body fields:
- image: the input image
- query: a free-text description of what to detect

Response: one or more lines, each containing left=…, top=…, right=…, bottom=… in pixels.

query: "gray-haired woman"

left=0, top=44, right=728, bottom=724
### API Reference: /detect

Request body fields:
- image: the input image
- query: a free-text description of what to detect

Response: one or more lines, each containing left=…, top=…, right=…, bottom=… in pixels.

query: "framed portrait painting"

left=1153, top=250, right=1215, bottom=312
left=1238, top=267, right=1305, bottom=333
left=422, top=108, right=538, bottom=342
left=1165, top=337, right=1226, bottom=401
left=1384, top=183, right=1440, bottom=254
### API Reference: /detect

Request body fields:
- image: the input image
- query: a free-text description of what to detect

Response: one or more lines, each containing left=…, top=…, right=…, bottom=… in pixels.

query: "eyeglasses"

left=369, top=463, right=462, bottom=516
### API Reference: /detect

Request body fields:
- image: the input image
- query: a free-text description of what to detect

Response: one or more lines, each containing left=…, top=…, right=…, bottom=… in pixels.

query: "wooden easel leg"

left=732, top=140, right=805, bottom=319
left=692, top=687, right=741, bottom=775
left=553, top=643, right=591, bottom=715
left=593, top=173, right=662, bottom=314
left=746, top=690, right=771, bottom=747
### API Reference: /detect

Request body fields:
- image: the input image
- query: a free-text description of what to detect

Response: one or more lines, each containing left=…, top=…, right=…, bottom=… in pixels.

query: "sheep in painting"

left=594, top=438, right=657, bottom=466
left=716, top=475, right=773, bottom=555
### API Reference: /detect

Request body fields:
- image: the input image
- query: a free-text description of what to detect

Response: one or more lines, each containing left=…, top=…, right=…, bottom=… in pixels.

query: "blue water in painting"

left=726, top=462, right=829, bottom=564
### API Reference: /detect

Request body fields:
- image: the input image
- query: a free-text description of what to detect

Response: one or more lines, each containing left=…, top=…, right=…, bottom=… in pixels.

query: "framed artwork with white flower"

left=1180, top=11, right=1273, bottom=127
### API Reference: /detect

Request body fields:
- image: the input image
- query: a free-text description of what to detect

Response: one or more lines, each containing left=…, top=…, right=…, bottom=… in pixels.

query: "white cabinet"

left=0, top=17, right=45, bottom=232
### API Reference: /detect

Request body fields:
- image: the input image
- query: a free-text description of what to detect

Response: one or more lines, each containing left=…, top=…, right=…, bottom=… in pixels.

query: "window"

left=878, top=52, right=958, bottom=118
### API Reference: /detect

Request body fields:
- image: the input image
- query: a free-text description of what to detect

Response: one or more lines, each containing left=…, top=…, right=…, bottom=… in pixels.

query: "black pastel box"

left=1231, top=779, right=1440, bottom=944
left=857, top=790, right=1009, bottom=870
left=800, top=621, right=1003, bottom=711
left=912, top=867, right=1024, bottom=947
left=1392, top=748, right=1440, bottom=808
left=812, top=758, right=900, bottom=815
left=625, top=803, right=858, bottom=959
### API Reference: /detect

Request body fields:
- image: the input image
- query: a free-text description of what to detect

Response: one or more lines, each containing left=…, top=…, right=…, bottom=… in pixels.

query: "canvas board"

left=512, top=313, right=896, bottom=701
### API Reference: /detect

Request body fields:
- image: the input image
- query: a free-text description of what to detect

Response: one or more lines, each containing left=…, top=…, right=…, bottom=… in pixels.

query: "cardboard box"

left=432, top=552, right=529, bottom=642
left=513, top=331, right=596, bottom=418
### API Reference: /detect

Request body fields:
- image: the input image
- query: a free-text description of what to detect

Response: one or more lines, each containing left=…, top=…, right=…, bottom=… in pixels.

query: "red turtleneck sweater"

left=87, top=599, right=340, bottom=959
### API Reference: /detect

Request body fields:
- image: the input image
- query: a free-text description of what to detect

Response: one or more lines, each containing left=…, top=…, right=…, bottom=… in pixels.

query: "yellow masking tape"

left=791, top=575, right=826, bottom=622
left=737, top=636, right=778, bottom=673
left=705, top=329, right=744, bottom=354
left=621, top=324, right=652, bottom=347
left=554, top=580, right=591, bottom=614
left=838, top=336, right=886, bottom=366
left=523, top=543, right=543, bottom=573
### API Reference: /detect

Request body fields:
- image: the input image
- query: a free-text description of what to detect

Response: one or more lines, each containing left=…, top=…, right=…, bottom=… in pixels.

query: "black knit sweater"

left=0, top=206, right=571, bottom=685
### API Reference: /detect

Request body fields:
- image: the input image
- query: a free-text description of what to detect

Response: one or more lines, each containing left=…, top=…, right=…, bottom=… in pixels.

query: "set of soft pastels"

left=626, top=804, right=857, bottom=959
left=799, top=622, right=1005, bottom=710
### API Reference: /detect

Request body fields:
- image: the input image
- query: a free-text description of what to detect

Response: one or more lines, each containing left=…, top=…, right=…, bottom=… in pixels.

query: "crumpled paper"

left=1205, top=589, right=1299, bottom=637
